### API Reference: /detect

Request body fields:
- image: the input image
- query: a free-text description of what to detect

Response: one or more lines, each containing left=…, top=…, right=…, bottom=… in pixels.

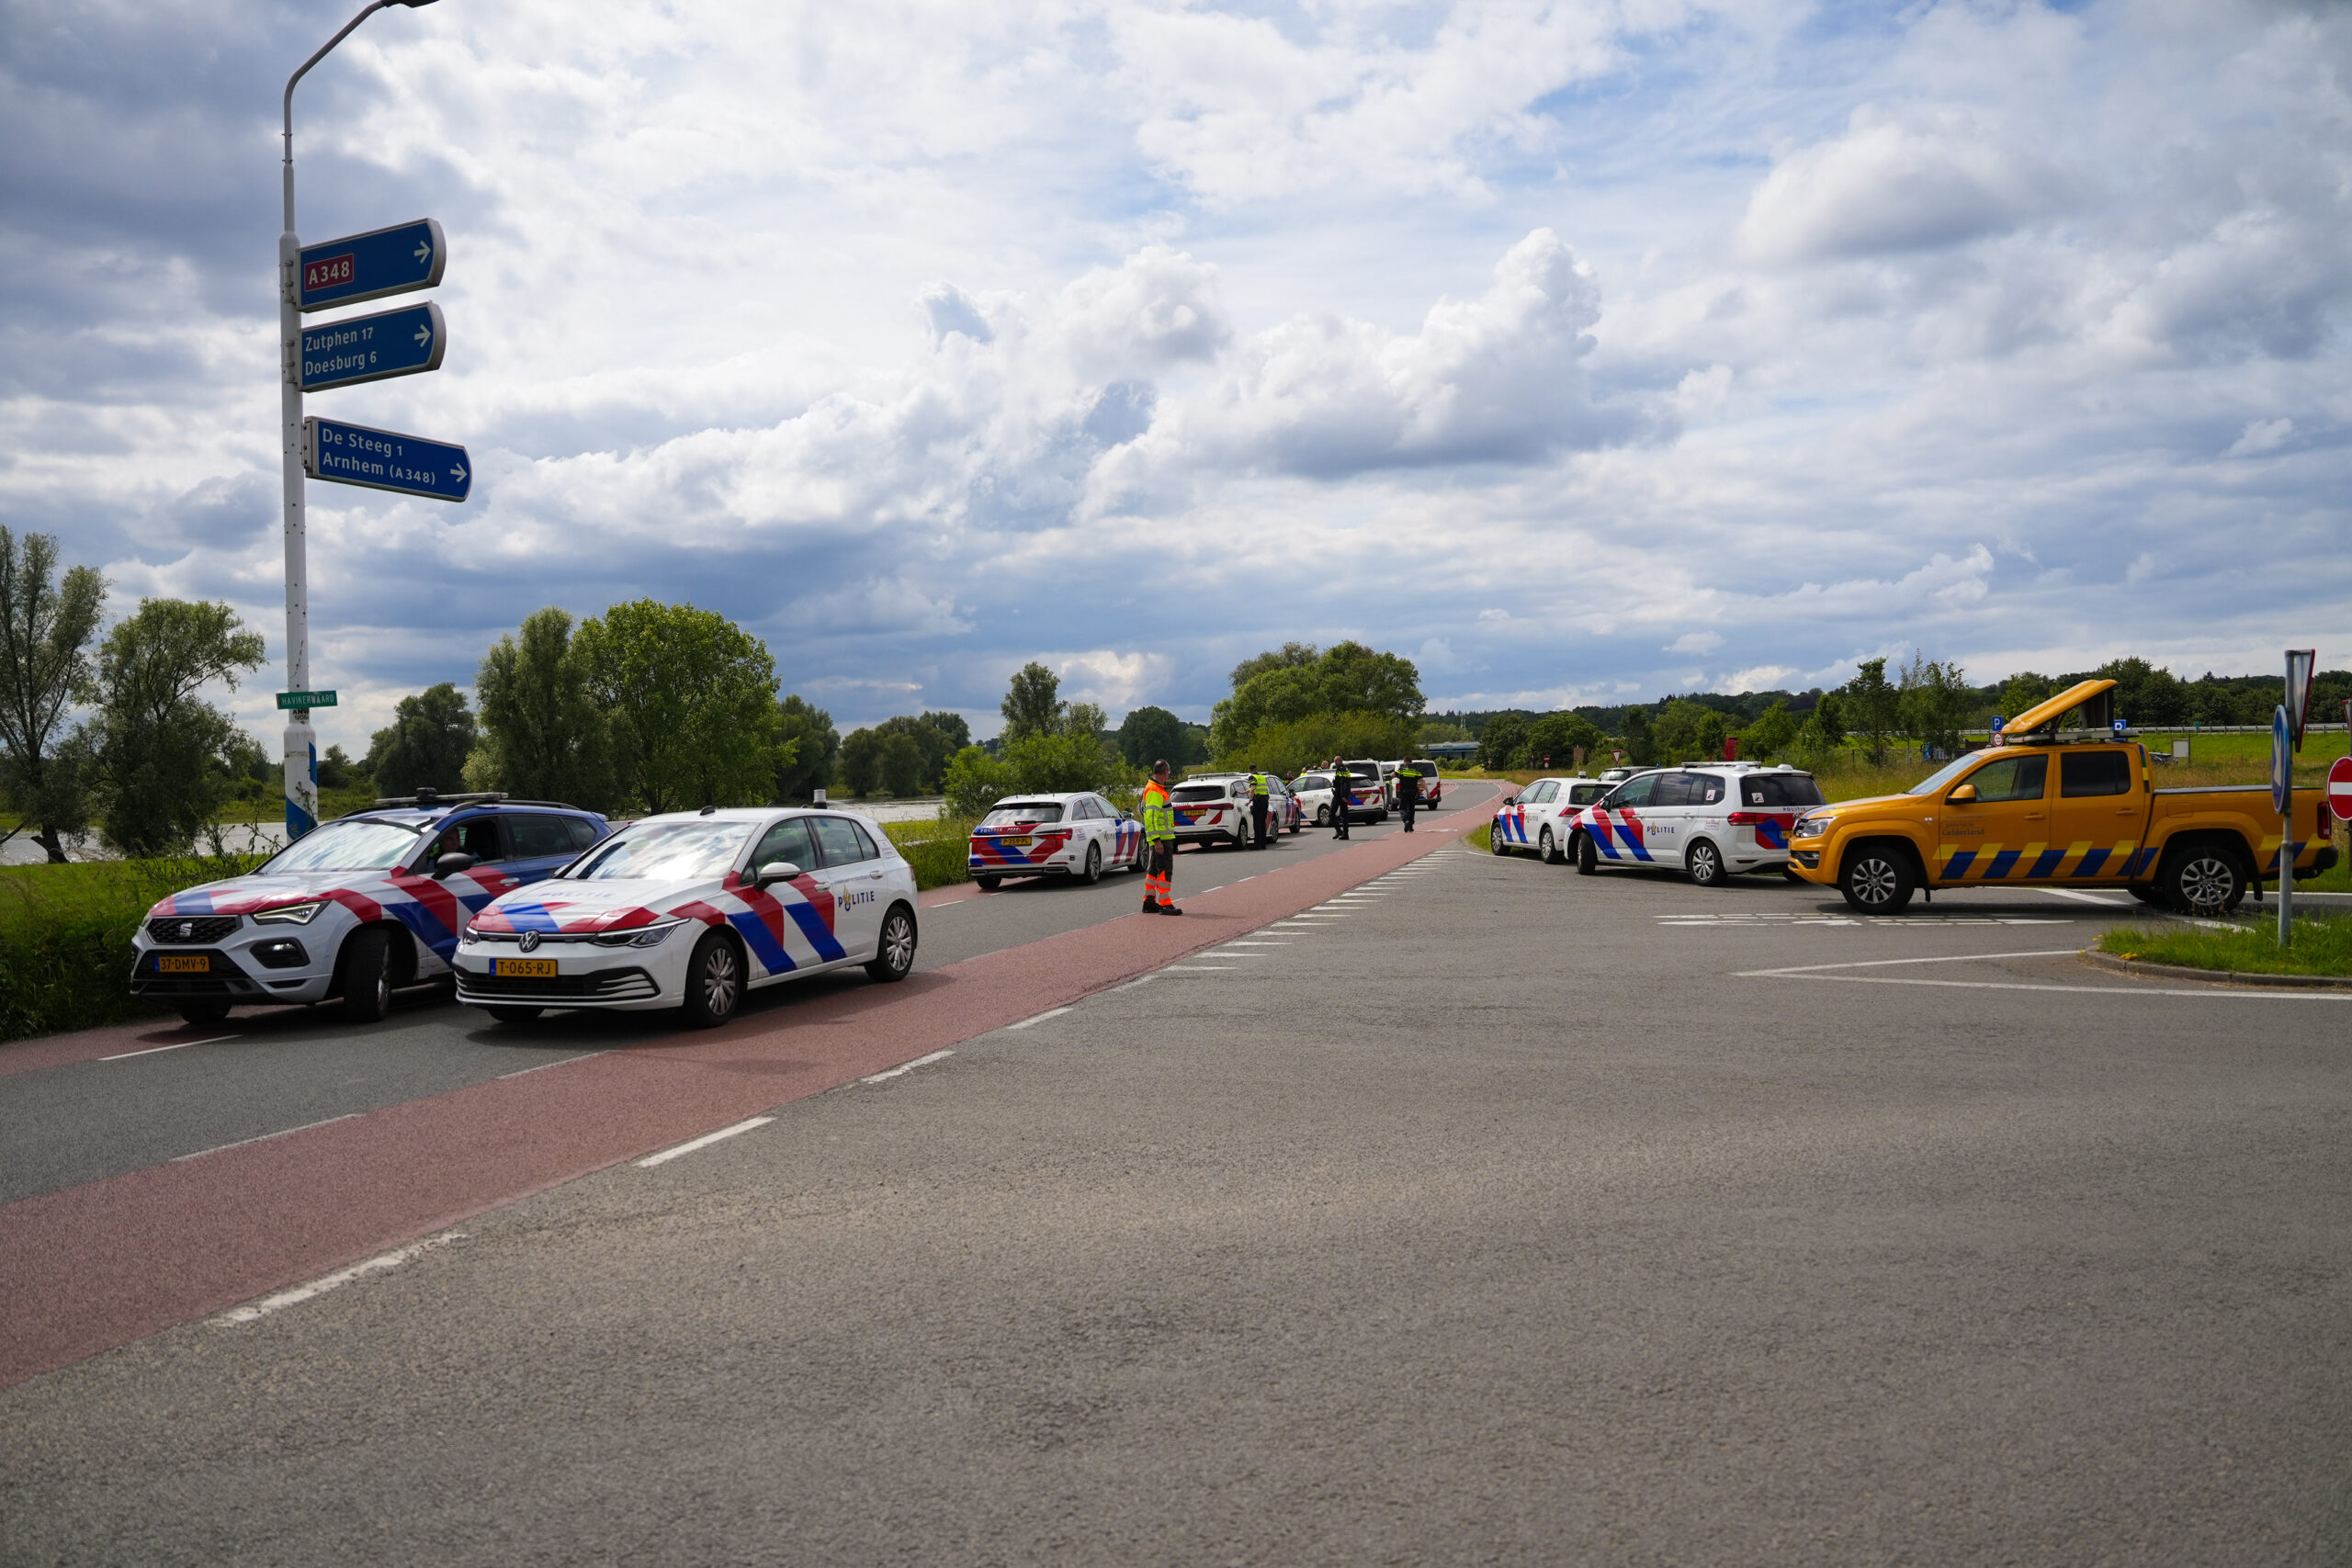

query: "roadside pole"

left=276, top=0, right=450, bottom=839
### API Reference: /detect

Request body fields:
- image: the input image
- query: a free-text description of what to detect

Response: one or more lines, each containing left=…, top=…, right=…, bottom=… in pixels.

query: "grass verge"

left=2095, top=911, right=2352, bottom=978
left=0, top=853, right=266, bottom=1043
left=883, top=818, right=976, bottom=891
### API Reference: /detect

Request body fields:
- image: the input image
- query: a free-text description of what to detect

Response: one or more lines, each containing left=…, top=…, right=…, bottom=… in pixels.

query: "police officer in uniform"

left=1249, top=771, right=1271, bottom=849
left=1329, top=756, right=1350, bottom=840
left=1395, top=759, right=1422, bottom=833
left=1139, top=760, right=1181, bottom=914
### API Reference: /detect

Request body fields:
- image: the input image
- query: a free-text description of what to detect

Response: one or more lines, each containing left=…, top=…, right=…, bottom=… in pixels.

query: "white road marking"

left=2037, top=887, right=2130, bottom=906
left=1220, top=941, right=1290, bottom=947
left=860, top=1049, right=956, bottom=1084
left=1164, top=964, right=1237, bottom=971
left=498, top=1050, right=611, bottom=1079
left=1657, top=914, right=2071, bottom=928
left=1736, top=948, right=2352, bottom=1000
left=212, top=1231, right=467, bottom=1326
left=637, top=1114, right=777, bottom=1166
left=102, top=1034, right=238, bottom=1061
left=172, top=1112, right=359, bottom=1162
left=1006, top=1007, right=1071, bottom=1031
left=1111, top=976, right=1156, bottom=990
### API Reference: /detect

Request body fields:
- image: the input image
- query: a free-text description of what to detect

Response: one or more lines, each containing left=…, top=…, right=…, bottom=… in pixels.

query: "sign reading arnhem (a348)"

left=303, top=417, right=471, bottom=502
left=299, top=220, right=446, bottom=312
left=299, top=301, right=446, bottom=393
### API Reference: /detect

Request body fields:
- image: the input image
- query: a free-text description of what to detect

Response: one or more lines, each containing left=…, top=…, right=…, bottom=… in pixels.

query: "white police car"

left=967, top=792, right=1148, bottom=890
left=1489, top=776, right=1610, bottom=862
left=1566, top=763, right=1826, bottom=885
left=1168, top=773, right=1267, bottom=849
left=130, top=792, right=609, bottom=1027
left=455, top=807, right=920, bottom=1028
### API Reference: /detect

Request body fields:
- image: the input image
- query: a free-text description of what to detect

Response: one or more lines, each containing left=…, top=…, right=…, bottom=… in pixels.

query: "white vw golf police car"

left=1489, top=776, right=1611, bottom=862
left=130, top=792, right=608, bottom=1028
left=1168, top=773, right=1269, bottom=849
left=967, top=792, right=1148, bottom=890
left=455, top=807, right=919, bottom=1028
left=1566, top=763, right=1826, bottom=885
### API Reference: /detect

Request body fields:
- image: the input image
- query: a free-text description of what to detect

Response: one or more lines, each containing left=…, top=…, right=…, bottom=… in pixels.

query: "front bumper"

left=453, top=942, right=684, bottom=1012
left=129, top=930, right=339, bottom=1007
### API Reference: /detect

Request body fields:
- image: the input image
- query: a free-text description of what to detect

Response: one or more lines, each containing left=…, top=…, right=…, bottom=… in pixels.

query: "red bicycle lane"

left=0, top=799, right=1498, bottom=1389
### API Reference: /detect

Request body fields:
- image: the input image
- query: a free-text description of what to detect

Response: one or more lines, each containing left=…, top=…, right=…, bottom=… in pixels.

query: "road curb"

left=2077, top=949, right=2352, bottom=989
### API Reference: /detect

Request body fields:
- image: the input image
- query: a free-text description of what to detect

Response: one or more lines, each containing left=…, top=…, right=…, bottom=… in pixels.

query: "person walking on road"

left=1139, top=760, right=1181, bottom=915
left=1249, top=771, right=1272, bottom=850
left=1329, top=756, right=1351, bottom=840
left=1396, top=760, right=1421, bottom=833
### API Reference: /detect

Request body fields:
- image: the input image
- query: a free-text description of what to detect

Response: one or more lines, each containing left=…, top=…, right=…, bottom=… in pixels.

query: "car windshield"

left=565, top=819, right=752, bottom=882
left=257, top=818, right=426, bottom=874
left=1905, top=755, right=1983, bottom=796
left=980, top=803, right=1062, bottom=828
left=1742, top=774, right=1827, bottom=807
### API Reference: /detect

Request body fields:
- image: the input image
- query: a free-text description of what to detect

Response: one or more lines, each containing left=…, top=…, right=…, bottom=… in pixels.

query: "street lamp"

left=277, top=0, right=440, bottom=839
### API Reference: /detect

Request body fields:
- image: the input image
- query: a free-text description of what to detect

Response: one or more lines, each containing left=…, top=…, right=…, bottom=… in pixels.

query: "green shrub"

left=0, top=852, right=265, bottom=1043
left=882, top=818, right=976, bottom=891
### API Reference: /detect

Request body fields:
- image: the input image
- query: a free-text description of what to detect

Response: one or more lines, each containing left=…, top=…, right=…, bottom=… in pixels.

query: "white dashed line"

left=102, top=1034, right=238, bottom=1061
left=2037, top=886, right=2131, bottom=906
left=173, top=1113, right=358, bottom=1163
left=1006, top=1007, right=1071, bottom=1031
left=498, top=1050, right=612, bottom=1078
left=637, top=1114, right=776, bottom=1166
left=1737, top=949, right=2352, bottom=1000
left=212, top=1231, right=466, bottom=1326
left=860, top=1049, right=956, bottom=1084
left=1164, top=964, right=1237, bottom=971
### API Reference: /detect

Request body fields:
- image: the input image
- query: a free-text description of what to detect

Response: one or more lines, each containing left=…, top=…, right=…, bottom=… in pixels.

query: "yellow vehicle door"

left=1934, top=752, right=2049, bottom=883
left=2048, top=748, right=2145, bottom=879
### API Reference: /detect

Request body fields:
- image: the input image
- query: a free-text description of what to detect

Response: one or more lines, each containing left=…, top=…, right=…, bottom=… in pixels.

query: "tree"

left=1996, top=671, right=2054, bottom=727
left=1742, top=699, right=1800, bottom=760
left=838, top=727, right=884, bottom=798
left=1653, top=699, right=1728, bottom=762
left=1478, top=714, right=1531, bottom=770
left=1211, top=641, right=1424, bottom=757
left=83, top=599, right=266, bottom=856
left=1896, top=653, right=1971, bottom=757
left=1317, top=641, right=1424, bottom=724
left=774, top=695, right=839, bottom=801
left=1843, top=658, right=1898, bottom=765
left=879, top=731, right=925, bottom=796
left=1117, top=705, right=1186, bottom=769
left=0, top=527, right=106, bottom=862
left=1796, top=691, right=1846, bottom=767
left=1618, top=707, right=1656, bottom=765
left=1065, top=701, right=1107, bottom=739
left=469, top=607, right=614, bottom=810
left=576, top=600, right=780, bottom=815
left=2093, top=656, right=2189, bottom=727
left=872, top=714, right=963, bottom=792
left=1229, top=641, right=1319, bottom=691
left=1522, top=712, right=1606, bottom=770
left=922, top=711, right=972, bottom=752
left=368, top=683, right=478, bottom=800
left=1001, top=661, right=1066, bottom=744
left=318, top=744, right=355, bottom=790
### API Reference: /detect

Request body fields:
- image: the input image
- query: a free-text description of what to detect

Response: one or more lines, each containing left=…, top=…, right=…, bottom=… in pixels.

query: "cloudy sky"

left=6, top=0, right=2348, bottom=749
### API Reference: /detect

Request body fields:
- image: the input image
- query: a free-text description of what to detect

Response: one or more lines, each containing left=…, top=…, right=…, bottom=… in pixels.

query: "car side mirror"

left=433, top=852, right=475, bottom=880
left=754, top=860, right=803, bottom=889
left=1502, top=795, right=1518, bottom=806
left=1947, top=784, right=1977, bottom=803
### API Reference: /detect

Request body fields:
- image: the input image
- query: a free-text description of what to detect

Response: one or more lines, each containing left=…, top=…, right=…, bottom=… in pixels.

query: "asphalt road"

left=7, top=826, right=2348, bottom=1563
left=0, top=795, right=1470, bottom=1207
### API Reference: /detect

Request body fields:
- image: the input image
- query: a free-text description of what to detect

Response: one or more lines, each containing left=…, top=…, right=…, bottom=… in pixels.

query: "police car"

left=1168, top=773, right=1269, bottom=849
left=454, top=807, right=920, bottom=1028
left=967, top=792, right=1148, bottom=890
left=1490, top=776, right=1611, bottom=862
left=1334, top=761, right=1389, bottom=823
left=130, top=791, right=609, bottom=1028
left=1566, top=763, right=1826, bottom=885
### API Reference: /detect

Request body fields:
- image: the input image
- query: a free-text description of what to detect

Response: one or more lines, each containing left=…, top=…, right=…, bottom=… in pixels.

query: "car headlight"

left=252, top=901, right=325, bottom=925
left=460, top=924, right=481, bottom=945
left=595, top=919, right=683, bottom=948
left=1794, top=815, right=1834, bottom=839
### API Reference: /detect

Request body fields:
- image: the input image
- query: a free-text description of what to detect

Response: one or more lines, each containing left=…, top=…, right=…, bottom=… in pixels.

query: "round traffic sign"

left=2329, top=755, right=2352, bottom=818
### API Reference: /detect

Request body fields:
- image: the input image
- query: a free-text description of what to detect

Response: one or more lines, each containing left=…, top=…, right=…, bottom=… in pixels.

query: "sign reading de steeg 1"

left=304, top=416, right=471, bottom=502
left=299, top=301, right=445, bottom=393
left=299, top=219, right=446, bottom=312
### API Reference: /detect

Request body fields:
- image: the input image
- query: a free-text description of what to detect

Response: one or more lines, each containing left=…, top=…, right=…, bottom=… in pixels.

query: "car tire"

left=1687, top=840, right=1725, bottom=887
left=1490, top=821, right=1510, bottom=855
left=176, top=1001, right=232, bottom=1028
left=1315, top=806, right=1329, bottom=827
left=865, top=906, right=917, bottom=983
left=1838, top=843, right=1917, bottom=914
left=1576, top=831, right=1599, bottom=875
left=1233, top=818, right=1252, bottom=851
left=1539, top=826, right=1563, bottom=865
left=336, top=927, right=393, bottom=1023
left=682, top=930, right=743, bottom=1029
left=1078, top=842, right=1102, bottom=885
left=486, top=1005, right=543, bottom=1024
left=976, top=875, right=1001, bottom=891
left=2157, top=843, right=2245, bottom=917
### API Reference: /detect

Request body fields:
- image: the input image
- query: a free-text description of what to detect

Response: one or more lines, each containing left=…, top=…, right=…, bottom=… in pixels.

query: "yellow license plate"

left=157, top=954, right=210, bottom=974
left=492, top=957, right=559, bottom=978
left=1000, top=835, right=1034, bottom=847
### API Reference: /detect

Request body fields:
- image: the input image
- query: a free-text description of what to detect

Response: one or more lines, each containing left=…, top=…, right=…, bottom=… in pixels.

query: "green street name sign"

left=276, top=690, right=340, bottom=711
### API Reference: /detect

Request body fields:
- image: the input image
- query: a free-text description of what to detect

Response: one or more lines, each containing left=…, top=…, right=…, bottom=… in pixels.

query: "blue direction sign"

left=304, top=417, right=471, bottom=502
left=299, top=302, right=445, bottom=393
left=299, top=219, right=446, bottom=312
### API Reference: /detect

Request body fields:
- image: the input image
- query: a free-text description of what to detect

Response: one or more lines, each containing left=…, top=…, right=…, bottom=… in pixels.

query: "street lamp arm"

left=282, top=0, right=437, bottom=226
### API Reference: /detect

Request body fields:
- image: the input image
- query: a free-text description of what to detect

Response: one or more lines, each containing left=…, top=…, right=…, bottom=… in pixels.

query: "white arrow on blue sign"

left=299, top=219, right=446, bottom=312
left=303, top=416, right=471, bottom=503
left=299, top=301, right=445, bottom=392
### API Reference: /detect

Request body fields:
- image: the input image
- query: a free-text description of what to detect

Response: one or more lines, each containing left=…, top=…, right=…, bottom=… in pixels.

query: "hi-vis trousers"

left=1145, top=840, right=1176, bottom=907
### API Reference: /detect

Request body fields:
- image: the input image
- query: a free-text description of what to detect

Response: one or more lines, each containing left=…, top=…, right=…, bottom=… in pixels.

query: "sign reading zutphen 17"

left=299, top=219, right=446, bottom=312
left=299, top=301, right=445, bottom=393
left=303, top=417, right=472, bottom=503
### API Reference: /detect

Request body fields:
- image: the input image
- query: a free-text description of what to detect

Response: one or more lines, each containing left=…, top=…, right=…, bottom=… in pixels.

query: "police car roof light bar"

left=372, top=788, right=509, bottom=808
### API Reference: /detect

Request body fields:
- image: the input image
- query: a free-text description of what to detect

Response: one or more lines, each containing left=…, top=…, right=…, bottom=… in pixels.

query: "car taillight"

left=2321, top=804, right=2335, bottom=836
left=1726, top=811, right=1767, bottom=826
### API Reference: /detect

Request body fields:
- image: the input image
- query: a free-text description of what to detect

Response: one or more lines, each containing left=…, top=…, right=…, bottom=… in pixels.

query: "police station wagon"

left=1567, top=764, right=1826, bottom=885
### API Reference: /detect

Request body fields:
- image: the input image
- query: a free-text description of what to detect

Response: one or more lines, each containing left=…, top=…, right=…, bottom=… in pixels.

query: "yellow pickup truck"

left=1788, top=678, right=2337, bottom=915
